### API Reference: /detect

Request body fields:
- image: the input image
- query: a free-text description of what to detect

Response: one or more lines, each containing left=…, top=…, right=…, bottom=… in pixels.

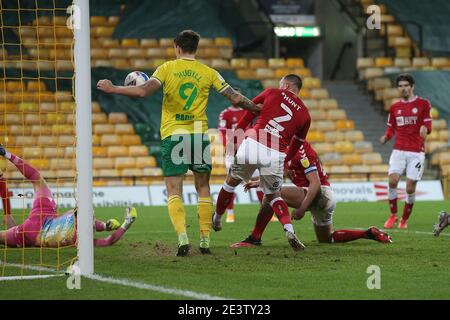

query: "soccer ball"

left=124, top=71, right=150, bottom=86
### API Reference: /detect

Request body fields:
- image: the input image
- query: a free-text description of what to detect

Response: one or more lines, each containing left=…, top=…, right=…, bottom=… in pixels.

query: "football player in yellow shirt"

left=97, top=30, right=259, bottom=256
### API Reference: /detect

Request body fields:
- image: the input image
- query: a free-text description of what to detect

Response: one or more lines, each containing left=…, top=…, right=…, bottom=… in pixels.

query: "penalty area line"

left=85, top=273, right=233, bottom=300
left=0, top=259, right=233, bottom=300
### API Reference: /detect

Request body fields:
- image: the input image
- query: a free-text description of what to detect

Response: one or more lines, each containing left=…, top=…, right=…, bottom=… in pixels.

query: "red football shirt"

left=286, top=141, right=330, bottom=188
left=237, top=88, right=311, bottom=153
left=218, top=106, right=248, bottom=146
left=385, top=96, right=432, bottom=153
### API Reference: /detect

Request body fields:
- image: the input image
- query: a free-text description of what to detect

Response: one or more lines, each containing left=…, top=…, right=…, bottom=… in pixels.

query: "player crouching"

left=232, top=141, right=392, bottom=248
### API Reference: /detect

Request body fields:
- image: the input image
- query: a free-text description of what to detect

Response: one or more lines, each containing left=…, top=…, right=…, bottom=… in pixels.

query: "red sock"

left=256, top=190, right=264, bottom=204
left=389, top=198, right=397, bottom=215
left=226, top=193, right=235, bottom=210
left=251, top=205, right=274, bottom=240
left=215, top=187, right=234, bottom=216
left=332, top=230, right=368, bottom=243
left=402, top=203, right=414, bottom=221
left=94, top=228, right=126, bottom=247
left=9, top=154, right=40, bottom=181
left=270, top=198, right=292, bottom=225
left=0, top=176, right=11, bottom=215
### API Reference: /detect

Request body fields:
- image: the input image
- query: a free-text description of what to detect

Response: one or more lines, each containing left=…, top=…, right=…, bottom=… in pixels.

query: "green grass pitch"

left=1, top=201, right=449, bottom=300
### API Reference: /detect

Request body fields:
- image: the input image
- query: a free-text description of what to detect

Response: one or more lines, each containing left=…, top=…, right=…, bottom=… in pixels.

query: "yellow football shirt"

left=151, top=58, right=230, bottom=140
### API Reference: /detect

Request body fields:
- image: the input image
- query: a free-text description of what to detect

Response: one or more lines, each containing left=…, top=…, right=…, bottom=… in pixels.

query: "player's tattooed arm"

left=221, top=87, right=261, bottom=114
left=97, top=78, right=161, bottom=98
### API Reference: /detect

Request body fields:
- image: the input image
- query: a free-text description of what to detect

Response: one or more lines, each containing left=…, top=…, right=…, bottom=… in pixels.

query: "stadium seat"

left=159, top=38, right=173, bottom=47
left=24, top=114, right=42, bottom=125
left=286, top=58, right=304, bottom=68
left=115, top=124, right=135, bottom=135
left=101, top=134, right=122, bottom=146
left=98, top=39, right=120, bottom=48
left=298, top=89, right=311, bottom=99
left=433, top=119, right=447, bottom=130
left=113, top=59, right=131, bottom=69
left=107, top=146, right=129, bottom=157
left=375, top=57, right=393, bottom=67
left=382, top=88, right=399, bottom=100
left=336, top=120, right=355, bottom=130
left=108, top=112, right=128, bottom=124
left=230, top=58, right=248, bottom=69
left=309, top=110, right=327, bottom=121
left=334, top=141, right=354, bottom=153
left=23, top=147, right=43, bottom=158
left=121, top=134, right=141, bottom=146
left=50, top=159, right=74, bottom=170
left=94, top=158, right=115, bottom=170
left=356, top=57, right=374, bottom=70
left=439, top=130, right=449, bottom=142
left=307, top=131, right=325, bottom=143
left=255, top=68, right=275, bottom=79
left=94, top=27, right=115, bottom=38
left=121, top=39, right=139, bottom=48
left=94, top=124, right=115, bottom=135
left=316, top=121, right=336, bottom=132
left=321, top=153, right=343, bottom=165
left=209, top=59, right=229, bottom=70
left=318, top=99, right=338, bottom=110
left=412, top=57, right=430, bottom=68
left=324, top=131, right=345, bottom=143
left=128, top=145, right=149, bottom=157
left=394, top=58, right=411, bottom=68
left=342, top=154, right=362, bottom=166
left=121, top=168, right=144, bottom=178
left=214, top=37, right=233, bottom=47
left=249, top=59, right=267, bottom=69
left=327, top=109, right=346, bottom=120
left=140, top=39, right=158, bottom=48
left=90, top=16, right=108, bottom=26
left=98, top=169, right=121, bottom=177
left=236, top=69, right=256, bottom=80
left=31, top=125, right=52, bottom=136
left=92, top=113, right=108, bottom=124
left=107, top=16, right=120, bottom=26
left=59, top=135, right=75, bottom=146
left=351, top=165, right=371, bottom=180
left=311, top=89, right=329, bottom=100
left=302, top=77, right=321, bottom=89
left=362, top=153, right=382, bottom=165
left=427, top=141, right=447, bottom=153
left=268, top=58, right=285, bottom=68
left=439, top=152, right=450, bottom=166
left=136, top=156, right=157, bottom=168
left=115, top=157, right=136, bottom=170
left=345, top=130, right=364, bottom=142
left=431, top=57, right=449, bottom=69
left=364, top=68, right=384, bottom=80
left=29, top=159, right=49, bottom=170
left=44, top=147, right=65, bottom=158
left=313, top=142, right=334, bottom=154
left=92, top=146, right=108, bottom=157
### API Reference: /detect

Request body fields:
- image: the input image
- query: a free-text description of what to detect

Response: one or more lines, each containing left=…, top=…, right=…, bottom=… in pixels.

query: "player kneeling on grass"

left=0, top=146, right=136, bottom=248
left=231, top=141, right=392, bottom=248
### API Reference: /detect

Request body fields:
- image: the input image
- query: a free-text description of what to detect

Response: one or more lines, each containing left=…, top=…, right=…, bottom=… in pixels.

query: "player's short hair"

left=396, top=73, right=415, bottom=86
left=174, top=30, right=200, bottom=54
left=283, top=74, right=303, bottom=91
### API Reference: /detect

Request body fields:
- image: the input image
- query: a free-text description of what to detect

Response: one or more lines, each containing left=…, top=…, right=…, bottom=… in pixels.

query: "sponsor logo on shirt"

left=396, top=116, right=418, bottom=126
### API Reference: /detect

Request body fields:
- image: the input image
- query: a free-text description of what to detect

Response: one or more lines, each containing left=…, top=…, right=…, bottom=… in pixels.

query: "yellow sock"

left=197, top=197, right=213, bottom=238
left=167, top=195, right=186, bottom=236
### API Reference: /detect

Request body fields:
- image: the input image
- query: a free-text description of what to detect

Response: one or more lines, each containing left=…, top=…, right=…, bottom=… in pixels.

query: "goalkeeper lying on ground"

left=0, top=145, right=136, bottom=248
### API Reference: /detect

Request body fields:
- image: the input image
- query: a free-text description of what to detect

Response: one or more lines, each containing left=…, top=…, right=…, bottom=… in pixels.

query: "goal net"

left=0, top=0, right=93, bottom=279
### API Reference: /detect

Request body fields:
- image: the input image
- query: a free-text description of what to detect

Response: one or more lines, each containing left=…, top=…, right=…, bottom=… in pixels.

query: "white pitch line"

left=341, top=227, right=450, bottom=237
left=0, top=259, right=233, bottom=300
left=0, top=274, right=64, bottom=281
left=85, top=273, right=232, bottom=300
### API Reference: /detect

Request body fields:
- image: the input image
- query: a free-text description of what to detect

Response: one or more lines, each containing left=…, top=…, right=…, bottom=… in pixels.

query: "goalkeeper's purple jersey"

left=37, top=209, right=77, bottom=247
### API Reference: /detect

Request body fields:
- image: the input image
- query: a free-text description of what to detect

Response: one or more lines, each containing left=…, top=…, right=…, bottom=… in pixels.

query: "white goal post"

left=74, top=0, right=94, bottom=276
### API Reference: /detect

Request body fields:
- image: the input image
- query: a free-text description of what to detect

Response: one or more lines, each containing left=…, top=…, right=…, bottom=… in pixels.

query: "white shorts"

left=230, top=138, right=285, bottom=194
left=308, top=186, right=335, bottom=226
left=388, top=149, right=425, bottom=181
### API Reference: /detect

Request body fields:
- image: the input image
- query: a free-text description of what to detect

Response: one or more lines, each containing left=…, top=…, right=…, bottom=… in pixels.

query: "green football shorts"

left=161, top=134, right=212, bottom=177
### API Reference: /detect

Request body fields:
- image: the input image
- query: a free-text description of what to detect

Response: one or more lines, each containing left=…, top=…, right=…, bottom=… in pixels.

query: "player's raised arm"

left=97, top=78, right=161, bottom=98
left=220, top=87, right=261, bottom=114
